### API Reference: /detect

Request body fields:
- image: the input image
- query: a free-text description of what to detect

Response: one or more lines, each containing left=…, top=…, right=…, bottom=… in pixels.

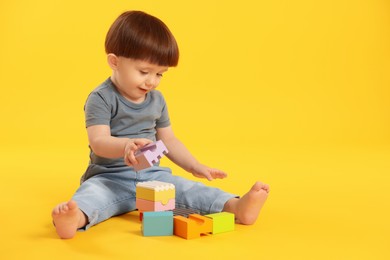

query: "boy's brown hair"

left=105, top=11, right=179, bottom=67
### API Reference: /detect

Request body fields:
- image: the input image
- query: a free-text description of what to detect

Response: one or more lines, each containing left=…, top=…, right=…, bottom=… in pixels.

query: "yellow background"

left=1, top=0, right=389, bottom=259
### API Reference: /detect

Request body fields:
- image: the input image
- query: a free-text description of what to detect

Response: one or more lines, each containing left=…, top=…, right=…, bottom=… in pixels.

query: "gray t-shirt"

left=81, top=77, right=171, bottom=182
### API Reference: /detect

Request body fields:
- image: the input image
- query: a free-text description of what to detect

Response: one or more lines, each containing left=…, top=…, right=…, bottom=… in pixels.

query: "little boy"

left=52, top=10, right=270, bottom=239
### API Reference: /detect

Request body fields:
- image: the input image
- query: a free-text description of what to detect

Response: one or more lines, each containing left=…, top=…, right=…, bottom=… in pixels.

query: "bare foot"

left=223, top=181, right=270, bottom=225
left=52, top=200, right=87, bottom=239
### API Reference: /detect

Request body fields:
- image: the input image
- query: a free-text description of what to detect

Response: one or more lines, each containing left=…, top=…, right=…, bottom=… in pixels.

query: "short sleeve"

left=84, top=92, right=111, bottom=127
left=155, top=94, right=171, bottom=128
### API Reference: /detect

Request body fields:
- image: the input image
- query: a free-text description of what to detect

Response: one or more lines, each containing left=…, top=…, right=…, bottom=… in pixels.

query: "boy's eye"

left=140, top=71, right=148, bottom=75
left=157, top=73, right=163, bottom=77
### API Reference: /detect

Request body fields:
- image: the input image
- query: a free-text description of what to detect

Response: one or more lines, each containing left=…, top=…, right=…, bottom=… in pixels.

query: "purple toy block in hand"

left=133, top=140, right=168, bottom=171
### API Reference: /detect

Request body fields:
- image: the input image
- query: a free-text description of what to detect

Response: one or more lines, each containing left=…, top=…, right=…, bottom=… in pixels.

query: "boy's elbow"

left=88, top=139, right=104, bottom=157
left=89, top=143, right=100, bottom=156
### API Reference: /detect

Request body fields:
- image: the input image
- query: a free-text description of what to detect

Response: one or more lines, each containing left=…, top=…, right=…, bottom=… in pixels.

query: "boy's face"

left=109, top=55, right=169, bottom=103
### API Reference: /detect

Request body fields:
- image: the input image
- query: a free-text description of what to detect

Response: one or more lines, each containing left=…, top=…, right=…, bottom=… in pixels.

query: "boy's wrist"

left=187, top=161, right=202, bottom=175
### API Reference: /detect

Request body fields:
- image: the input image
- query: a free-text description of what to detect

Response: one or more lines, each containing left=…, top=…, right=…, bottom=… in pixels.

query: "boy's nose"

left=145, top=81, right=154, bottom=89
left=145, top=78, right=157, bottom=88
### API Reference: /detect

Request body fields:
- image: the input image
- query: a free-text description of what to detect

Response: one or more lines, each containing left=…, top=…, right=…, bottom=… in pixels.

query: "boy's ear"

left=107, top=53, right=119, bottom=70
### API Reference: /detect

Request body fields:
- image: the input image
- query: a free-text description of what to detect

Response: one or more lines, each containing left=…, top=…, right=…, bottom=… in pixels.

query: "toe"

left=67, top=200, right=78, bottom=210
left=60, top=205, right=68, bottom=213
left=52, top=207, right=60, bottom=215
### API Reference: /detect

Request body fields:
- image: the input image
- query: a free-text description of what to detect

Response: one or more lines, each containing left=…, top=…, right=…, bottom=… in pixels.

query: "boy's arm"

left=156, top=126, right=227, bottom=181
left=87, top=125, right=152, bottom=166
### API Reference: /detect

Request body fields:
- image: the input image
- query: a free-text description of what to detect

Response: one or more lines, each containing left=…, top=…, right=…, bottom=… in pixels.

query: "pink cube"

left=133, top=140, right=168, bottom=171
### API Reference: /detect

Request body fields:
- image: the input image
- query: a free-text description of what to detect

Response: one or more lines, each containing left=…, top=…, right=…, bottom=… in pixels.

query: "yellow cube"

left=136, top=181, right=175, bottom=205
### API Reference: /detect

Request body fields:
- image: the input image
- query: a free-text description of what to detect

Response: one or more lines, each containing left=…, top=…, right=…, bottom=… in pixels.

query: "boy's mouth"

left=139, top=88, right=148, bottom=93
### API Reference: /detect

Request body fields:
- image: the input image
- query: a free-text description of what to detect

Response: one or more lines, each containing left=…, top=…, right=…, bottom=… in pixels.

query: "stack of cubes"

left=136, top=180, right=235, bottom=239
left=136, top=181, right=175, bottom=236
left=134, top=140, right=235, bottom=239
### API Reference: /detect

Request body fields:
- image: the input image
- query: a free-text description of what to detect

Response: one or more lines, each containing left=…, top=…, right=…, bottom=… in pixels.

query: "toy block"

left=142, top=211, right=173, bottom=236
left=205, top=212, right=235, bottom=234
left=174, top=216, right=200, bottom=239
left=134, top=140, right=168, bottom=171
left=173, top=207, right=200, bottom=217
left=136, top=198, right=175, bottom=212
left=188, top=214, right=213, bottom=234
left=136, top=181, right=175, bottom=205
left=173, top=214, right=213, bottom=239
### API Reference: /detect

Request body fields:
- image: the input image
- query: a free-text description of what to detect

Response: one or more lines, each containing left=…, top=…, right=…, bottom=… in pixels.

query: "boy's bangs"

left=105, top=11, right=179, bottom=67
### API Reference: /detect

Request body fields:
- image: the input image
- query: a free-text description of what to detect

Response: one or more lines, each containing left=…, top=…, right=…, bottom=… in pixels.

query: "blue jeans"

left=72, top=166, right=237, bottom=230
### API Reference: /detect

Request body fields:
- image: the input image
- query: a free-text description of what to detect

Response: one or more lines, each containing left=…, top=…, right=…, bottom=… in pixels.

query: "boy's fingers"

left=124, top=141, right=140, bottom=166
left=203, top=171, right=214, bottom=181
left=134, top=138, right=153, bottom=147
left=128, top=150, right=138, bottom=165
left=210, top=169, right=227, bottom=179
left=124, top=155, right=132, bottom=166
left=125, top=154, right=138, bottom=167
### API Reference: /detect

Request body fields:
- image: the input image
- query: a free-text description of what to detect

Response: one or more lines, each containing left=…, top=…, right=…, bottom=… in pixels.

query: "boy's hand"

left=124, top=138, right=153, bottom=167
left=191, top=163, right=227, bottom=181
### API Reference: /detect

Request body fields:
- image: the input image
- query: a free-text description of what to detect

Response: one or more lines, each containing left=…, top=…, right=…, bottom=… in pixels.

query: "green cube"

left=205, top=212, right=235, bottom=234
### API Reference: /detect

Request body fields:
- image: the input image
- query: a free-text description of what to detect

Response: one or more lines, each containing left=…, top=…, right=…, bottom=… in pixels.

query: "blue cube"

left=142, top=211, right=173, bottom=236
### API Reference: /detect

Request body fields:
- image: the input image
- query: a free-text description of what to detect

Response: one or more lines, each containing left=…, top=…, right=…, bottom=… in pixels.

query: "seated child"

left=52, top=10, right=270, bottom=239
